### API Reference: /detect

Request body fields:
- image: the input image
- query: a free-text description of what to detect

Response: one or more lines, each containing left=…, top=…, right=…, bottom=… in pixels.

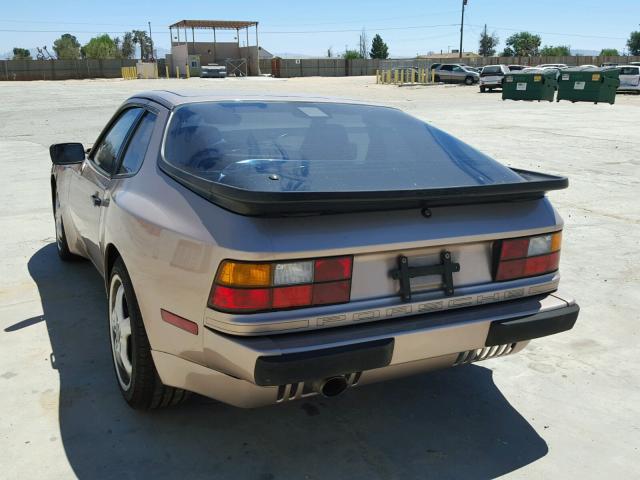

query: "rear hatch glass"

left=164, top=101, right=522, bottom=192
left=161, top=101, right=566, bottom=215
left=481, top=66, right=503, bottom=76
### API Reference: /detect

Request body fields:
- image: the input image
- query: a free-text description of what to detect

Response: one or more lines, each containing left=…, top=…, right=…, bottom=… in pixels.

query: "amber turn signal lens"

left=216, top=261, right=272, bottom=287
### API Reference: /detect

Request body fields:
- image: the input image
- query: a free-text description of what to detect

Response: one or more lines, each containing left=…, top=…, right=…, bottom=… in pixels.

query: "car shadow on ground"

left=19, top=243, right=548, bottom=480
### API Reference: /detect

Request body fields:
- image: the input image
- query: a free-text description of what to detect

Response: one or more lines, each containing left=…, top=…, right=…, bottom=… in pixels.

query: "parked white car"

left=617, top=65, right=640, bottom=93
left=536, top=64, right=568, bottom=69
left=479, top=65, right=510, bottom=92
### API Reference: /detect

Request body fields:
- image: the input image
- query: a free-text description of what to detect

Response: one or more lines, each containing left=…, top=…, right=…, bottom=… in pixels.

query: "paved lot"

left=0, top=76, right=639, bottom=479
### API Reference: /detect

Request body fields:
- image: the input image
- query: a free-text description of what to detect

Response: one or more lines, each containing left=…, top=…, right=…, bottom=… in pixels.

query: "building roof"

left=169, top=20, right=258, bottom=30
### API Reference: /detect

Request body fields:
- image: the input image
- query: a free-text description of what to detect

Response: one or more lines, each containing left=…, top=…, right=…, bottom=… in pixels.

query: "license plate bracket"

left=390, top=251, right=460, bottom=302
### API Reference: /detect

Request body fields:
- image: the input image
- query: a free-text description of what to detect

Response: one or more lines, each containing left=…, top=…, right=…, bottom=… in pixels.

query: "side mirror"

left=49, top=143, right=85, bottom=165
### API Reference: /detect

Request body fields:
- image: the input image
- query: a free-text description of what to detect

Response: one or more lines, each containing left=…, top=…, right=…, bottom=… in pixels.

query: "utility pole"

left=459, top=0, right=467, bottom=59
left=148, top=21, right=154, bottom=60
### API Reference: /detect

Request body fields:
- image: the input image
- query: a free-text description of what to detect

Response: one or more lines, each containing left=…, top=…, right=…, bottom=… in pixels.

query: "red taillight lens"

left=272, top=285, right=313, bottom=308
left=208, top=256, right=353, bottom=313
left=495, top=232, right=561, bottom=282
left=211, top=286, right=271, bottom=312
left=314, top=257, right=352, bottom=282
left=312, top=280, right=351, bottom=305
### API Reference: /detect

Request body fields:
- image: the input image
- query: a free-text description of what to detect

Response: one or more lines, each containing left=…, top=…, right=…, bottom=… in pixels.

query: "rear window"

left=163, top=101, right=523, bottom=192
left=620, top=67, right=639, bottom=75
left=482, top=66, right=502, bottom=74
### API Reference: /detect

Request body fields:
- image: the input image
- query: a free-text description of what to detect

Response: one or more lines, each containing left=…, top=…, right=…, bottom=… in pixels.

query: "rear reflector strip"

left=160, top=309, right=199, bottom=335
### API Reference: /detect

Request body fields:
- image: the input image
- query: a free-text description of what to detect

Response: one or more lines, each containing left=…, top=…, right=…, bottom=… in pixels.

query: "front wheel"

left=480, top=86, right=486, bottom=93
left=434, top=74, right=440, bottom=82
left=464, top=76, right=474, bottom=86
left=108, top=258, right=189, bottom=409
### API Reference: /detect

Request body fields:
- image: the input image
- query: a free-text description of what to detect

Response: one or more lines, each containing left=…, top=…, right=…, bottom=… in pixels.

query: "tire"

left=480, top=86, right=486, bottom=93
left=434, top=74, right=440, bottom=82
left=108, top=258, right=189, bottom=409
left=53, top=188, right=82, bottom=262
left=464, top=76, right=474, bottom=86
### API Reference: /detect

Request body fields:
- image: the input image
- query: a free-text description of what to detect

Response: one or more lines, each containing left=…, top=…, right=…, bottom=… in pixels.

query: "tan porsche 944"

left=50, top=91, right=579, bottom=409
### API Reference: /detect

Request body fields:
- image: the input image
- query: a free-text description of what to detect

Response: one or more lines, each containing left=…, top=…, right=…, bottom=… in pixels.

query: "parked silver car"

left=200, top=63, right=227, bottom=78
left=479, top=64, right=510, bottom=92
left=49, top=91, right=579, bottom=409
left=617, top=65, right=640, bottom=93
left=434, top=64, right=480, bottom=85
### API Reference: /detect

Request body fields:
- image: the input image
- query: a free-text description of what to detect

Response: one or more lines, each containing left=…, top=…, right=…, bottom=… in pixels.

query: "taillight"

left=494, top=231, right=562, bottom=281
left=209, top=256, right=353, bottom=313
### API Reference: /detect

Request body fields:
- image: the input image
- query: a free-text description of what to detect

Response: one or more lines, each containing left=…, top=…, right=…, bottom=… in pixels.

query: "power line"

left=0, top=24, right=460, bottom=35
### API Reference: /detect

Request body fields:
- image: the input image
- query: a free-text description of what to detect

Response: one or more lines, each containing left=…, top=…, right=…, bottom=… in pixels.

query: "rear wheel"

left=108, top=258, right=189, bottom=409
left=464, top=76, right=474, bottom=86
left=434, top=74, right=441, bottom=82
left=480, top=86, right=486, bottom=93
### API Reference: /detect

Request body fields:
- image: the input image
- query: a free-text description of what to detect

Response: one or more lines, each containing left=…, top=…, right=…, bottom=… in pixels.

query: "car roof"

left=129, top=90, right=387, bottom=110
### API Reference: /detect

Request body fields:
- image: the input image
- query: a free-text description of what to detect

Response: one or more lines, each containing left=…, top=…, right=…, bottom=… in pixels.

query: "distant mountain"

left=571, top=49, right=600, bottom=56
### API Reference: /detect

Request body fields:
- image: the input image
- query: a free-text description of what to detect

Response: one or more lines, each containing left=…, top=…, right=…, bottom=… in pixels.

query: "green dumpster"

left=502, top=69, right=557, bottom=102
left=556, top=66, right=620, bottom=104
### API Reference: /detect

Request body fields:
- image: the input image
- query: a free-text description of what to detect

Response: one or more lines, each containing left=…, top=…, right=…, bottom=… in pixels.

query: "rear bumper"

left=153, top=292, right=578, bottom=407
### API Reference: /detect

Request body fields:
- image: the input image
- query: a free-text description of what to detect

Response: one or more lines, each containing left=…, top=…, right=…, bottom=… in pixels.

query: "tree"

left=132, top=30, right=153, bottom=60
left=627, top=31, right=640, bottom=56
left=504, top=31, right=541, bottom=57
left=500, top=46, right=515, bottom=57
left=359, top=28, right=369, bottom=59
left=599, top=48, right=619, bottom=56
left=369, top=34, right=389, bottom=59
left=540, top=45, right=571, bottom=56
left=83, top=34, right=117, bottom=59
left=343, top=49, right=362, bottom=60
left=52, top=34, right=81, bottom=59
left=478, top=24, right=499, bottom=57
left=116, top=32, right=135, bottom=59
left=12, top=47, right=31, bottom=59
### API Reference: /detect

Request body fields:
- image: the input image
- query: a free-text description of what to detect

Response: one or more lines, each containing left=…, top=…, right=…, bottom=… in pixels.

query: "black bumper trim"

left=485, top=303, right=579, bottom=347
left=254, top=338, right=394, bottom=387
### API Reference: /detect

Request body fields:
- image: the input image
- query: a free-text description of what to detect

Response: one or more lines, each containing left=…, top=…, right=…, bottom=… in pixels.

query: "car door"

left=451, top=66, right=465, bottom=82
left=437, top=65, right=451, bottom=81
left=68, top=107, right=143, bottom=267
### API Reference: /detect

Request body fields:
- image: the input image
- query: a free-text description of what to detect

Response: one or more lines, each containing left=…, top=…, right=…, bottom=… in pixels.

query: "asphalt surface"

left=0, top=76, right=638, bottom=479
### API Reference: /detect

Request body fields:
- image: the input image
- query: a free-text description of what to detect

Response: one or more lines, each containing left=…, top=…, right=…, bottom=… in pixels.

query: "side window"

left=92, top=108, right=142, bottom=174
left=117, top=112, right=157, bottom=175
left=453, top=66, right=463, bottom=72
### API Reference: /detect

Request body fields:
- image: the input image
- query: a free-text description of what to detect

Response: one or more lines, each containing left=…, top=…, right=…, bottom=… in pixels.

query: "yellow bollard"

left=186, top=65, right=190, bottom=79
left=412, top=69, right=415, bottom=84
left=394, top=69, right=398, bottom=84
left=400, top=69, right=404, bottom=84
left=432, top=68, right=435, bottom=83
left=176, top=66, right=180, bottom=78
left=166, top=66, right=169, bottom=79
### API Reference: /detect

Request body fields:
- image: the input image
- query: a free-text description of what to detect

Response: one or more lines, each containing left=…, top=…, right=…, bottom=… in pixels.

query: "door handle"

left=91, top=194, right=102, bottom=206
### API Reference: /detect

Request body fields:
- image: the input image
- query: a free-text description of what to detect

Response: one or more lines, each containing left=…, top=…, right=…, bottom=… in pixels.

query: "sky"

left=1, top=0, right=638, bottom=58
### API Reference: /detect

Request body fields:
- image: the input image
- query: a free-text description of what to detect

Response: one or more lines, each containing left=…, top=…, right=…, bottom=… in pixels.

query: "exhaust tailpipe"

left=313, top=376, right=348, bottom=398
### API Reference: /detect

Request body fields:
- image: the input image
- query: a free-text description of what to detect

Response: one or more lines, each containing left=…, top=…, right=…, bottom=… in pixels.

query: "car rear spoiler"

left=159, top=161, right=568, bottom=217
